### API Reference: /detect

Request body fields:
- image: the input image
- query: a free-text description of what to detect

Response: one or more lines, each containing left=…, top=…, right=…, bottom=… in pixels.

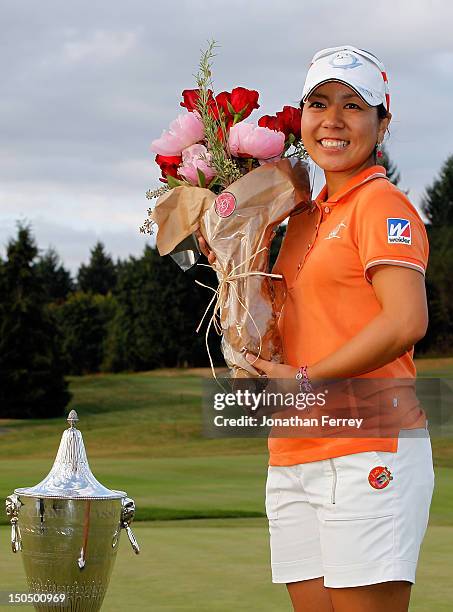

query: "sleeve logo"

left=387, top=218, right=411, bottom=245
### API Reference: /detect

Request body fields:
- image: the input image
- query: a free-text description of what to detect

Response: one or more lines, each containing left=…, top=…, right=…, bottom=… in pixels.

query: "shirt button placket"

left=296, top=208, right=321, bottom=277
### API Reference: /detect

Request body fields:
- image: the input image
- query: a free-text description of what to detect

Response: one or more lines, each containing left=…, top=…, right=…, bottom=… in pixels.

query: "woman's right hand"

left=195, top=229, right=216, bottom=265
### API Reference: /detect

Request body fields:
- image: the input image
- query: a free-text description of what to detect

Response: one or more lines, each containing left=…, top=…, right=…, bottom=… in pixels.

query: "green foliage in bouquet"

left=194, top=40, right=242, bottom=189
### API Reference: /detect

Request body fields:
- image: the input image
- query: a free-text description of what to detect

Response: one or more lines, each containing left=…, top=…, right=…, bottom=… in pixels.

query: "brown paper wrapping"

left=150, top=186, right=216, bottom=256
left=150, top=157, right=311, bottom=378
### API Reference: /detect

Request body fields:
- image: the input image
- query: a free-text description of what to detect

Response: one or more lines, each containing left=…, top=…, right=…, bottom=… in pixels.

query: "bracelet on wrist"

left=295, top=365, right=314, bottom=393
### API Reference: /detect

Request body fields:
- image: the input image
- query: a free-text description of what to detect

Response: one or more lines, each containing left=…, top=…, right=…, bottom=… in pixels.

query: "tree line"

left=0, top=151, right=452, bottom=418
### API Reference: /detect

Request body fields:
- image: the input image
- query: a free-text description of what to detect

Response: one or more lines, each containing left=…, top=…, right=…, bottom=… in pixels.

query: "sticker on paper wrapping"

left=215, top=192, right=236, bottom=218
left=368, top=465, right=393, bottom=489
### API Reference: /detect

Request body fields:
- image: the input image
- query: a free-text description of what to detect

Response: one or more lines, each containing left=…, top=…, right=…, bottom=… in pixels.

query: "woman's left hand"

left=245, top=352, right=298, bottom=379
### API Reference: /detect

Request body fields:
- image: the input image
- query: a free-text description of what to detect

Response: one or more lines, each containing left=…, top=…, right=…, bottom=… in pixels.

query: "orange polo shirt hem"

left=268, top=437, right=398, bottom=466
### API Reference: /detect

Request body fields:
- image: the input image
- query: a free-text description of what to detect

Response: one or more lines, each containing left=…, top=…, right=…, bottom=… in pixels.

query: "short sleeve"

left=355, top=186, right=429, bottom=284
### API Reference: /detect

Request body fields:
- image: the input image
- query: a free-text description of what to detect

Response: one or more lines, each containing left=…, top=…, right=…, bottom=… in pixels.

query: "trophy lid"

left=15, top=411, right=125, bottom=499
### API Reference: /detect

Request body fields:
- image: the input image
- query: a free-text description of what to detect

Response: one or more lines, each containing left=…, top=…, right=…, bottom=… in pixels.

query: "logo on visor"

left=329, top=52, right=362, bottom=69
left=387, top=218, right=412, bottom=245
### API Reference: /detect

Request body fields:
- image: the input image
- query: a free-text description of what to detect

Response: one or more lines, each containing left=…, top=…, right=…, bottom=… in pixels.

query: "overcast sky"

left=1, top=0, right=452, bottom=275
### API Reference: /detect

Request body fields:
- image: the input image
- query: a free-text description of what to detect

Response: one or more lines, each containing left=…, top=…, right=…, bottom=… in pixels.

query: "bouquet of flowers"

left=141, top=41, right=311, bottom=378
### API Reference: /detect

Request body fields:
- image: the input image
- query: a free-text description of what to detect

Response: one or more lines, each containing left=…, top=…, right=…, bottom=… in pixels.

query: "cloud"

left=62, top=29, right=139, bottom=64
left=0, top=0, right=452, bottom=272
left=0, top=214, right=153, bottom=276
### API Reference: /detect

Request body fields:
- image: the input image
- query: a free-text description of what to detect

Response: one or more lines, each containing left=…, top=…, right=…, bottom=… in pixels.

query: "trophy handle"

left=112, top=497, right=140, bottom=554
left=5, top=494, right=23, bottom=553
left=124, top=523, right=140, bottom=554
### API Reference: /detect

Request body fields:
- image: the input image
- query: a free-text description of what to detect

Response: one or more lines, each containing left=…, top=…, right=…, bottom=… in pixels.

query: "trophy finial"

left=67, top=410, right=79, bottom=428
left=15, top=407, right=124, bottom=499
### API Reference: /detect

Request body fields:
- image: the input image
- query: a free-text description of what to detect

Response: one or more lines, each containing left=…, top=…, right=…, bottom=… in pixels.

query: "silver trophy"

left=5, top=410, right=140, bottom=611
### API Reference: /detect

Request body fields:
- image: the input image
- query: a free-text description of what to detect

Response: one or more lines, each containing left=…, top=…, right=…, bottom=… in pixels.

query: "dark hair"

left=376, top=103, right=389, bottom=120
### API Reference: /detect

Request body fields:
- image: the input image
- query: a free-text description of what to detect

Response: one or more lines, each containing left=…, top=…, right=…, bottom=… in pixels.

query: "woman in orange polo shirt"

left=198, top=46, right=434, bottom=612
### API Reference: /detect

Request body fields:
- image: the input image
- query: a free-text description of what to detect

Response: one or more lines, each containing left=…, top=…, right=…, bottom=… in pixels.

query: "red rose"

left=215, top=87, right=260, bottom=127
left=230, top=87, right=259, bottom=119
left=258, top=114, right=279, bottom=131
left=275, top=106, right=302, bottom=139
left=180, top=88, right=216, bottom=114
left=155, top=154, right=182, bottom=183
left=180, top=87, right=260, bottom=133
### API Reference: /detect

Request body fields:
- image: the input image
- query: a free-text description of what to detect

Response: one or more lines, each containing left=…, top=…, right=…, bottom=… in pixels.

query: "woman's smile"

left=317, top=138, right=350, bottom=150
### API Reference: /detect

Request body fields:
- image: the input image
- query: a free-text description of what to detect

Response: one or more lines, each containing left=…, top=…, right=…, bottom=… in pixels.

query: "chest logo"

left=387, top=218, right=411, bottom=244
left=325, top=219, right=348, bottom=240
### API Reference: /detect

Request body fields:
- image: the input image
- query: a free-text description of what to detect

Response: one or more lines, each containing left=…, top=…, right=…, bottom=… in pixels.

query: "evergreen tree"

left=52, top=292, right=117, bottom=375
left=380, top=145, right=401, bottom=186
left=416, top=225, right=453, bottom=355
left=103, top=246, right=223, bottom=372
left=0, top=224, right=71, bottom=418
left=102, top=248, right=165, bottom=372
left=421, top=154, right=453, bottom=226
left=77, top=241, right=117, bottom=295
left=415, top=155, right=453, bottom=355
left=35, top=247, right=74, bottom=303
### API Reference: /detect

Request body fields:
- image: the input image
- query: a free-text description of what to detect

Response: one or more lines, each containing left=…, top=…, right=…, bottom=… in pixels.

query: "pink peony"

left=178, top=144, right=216, bottom=186
left=228, top=122, right=285, bottom=161
left=151, top=112, right=204, bottom=156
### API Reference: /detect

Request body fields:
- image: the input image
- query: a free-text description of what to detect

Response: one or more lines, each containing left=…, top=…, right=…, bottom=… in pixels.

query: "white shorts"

left=266, top=428, right=435, bottom=588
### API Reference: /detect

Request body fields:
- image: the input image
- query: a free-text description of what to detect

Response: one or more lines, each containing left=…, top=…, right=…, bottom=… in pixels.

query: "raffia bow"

left=195, top=246, right=283, bottom=385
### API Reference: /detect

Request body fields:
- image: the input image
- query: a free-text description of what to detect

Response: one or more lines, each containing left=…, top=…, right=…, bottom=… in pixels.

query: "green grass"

left=0, top=456, right=269, bottom=524
left=415, top=357, right=453, bottom=377
left=1, top=522, right=452, bottom=611
left=0, top=358, right=451, bottom=462
left=0, top=456, right=451, bottom=526
left=0, top=358, right=452, bottom=609
left=0, top=370, right=267, bottom=459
